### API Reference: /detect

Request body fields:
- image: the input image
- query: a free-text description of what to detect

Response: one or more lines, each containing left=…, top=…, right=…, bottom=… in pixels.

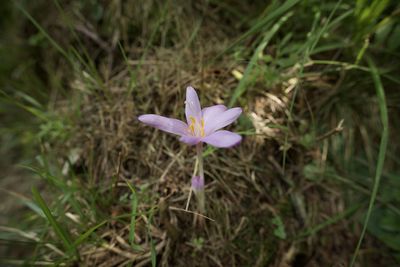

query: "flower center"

left=188, top=116, right=205, bottom=137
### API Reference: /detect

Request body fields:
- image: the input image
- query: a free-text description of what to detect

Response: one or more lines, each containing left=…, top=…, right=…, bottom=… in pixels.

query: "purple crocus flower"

left=138, top=86, right=242, bottom=148
left=139, top=86, right=242, bottom=214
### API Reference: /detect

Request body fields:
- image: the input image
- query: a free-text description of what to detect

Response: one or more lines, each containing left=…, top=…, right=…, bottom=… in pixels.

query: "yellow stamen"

left=188, top=116, right=196, bottom=135
left=189, top=116, right=196, bottom=125
left=187, top=116, right=206, bottom=137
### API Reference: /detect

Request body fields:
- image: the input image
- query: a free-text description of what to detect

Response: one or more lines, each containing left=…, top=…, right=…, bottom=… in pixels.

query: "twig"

left=169, top=206, right=215, bottom=222
left=316, top=119, right=344, bottom=142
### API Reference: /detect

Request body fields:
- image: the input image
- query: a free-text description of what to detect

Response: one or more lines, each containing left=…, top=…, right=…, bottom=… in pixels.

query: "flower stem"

left=195, top=143, right=205, bottom=213
left=185, top=155, right=199, bottom=211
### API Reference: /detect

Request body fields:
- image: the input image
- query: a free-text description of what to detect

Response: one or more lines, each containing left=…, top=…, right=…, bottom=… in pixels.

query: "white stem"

left=196, top=143, right=205, bottom=213
left=185, top=149, right=199, bottom=211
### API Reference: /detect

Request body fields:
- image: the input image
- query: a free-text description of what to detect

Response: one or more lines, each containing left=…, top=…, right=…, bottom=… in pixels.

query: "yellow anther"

left=200, top=118, right=205, bottom=137
left=187, top=116, right=206, bottom=137
left=188, top=116, right=196, bottom=135
left=189, top=116, right=196, bottom=125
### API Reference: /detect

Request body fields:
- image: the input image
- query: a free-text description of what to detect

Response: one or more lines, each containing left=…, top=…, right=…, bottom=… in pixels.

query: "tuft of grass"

left=31, top=186, right=79, bottom=261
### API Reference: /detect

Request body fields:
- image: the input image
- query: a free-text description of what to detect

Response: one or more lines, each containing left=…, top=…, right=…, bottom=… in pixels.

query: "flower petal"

left=185, top=86, right=202, bottom=124
left=202, top=104, right=227, bottom=125
left=191, top=175, right=204, bottom=191
left=138, top=114, right=188, bottom=136
left=201, top=130, right=242, bottom=148
left=204, top=107, right=242, bottom=135
left=179, top=135, right=201, bottom=145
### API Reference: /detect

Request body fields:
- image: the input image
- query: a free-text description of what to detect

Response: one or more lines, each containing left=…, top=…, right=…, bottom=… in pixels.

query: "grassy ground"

left=1, top=0, right=400, bottom=266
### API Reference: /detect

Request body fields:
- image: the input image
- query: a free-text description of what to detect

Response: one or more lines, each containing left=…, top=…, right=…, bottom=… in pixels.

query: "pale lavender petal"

left=179, top=135, right=201, bottom=145
left=191, top=175, right=204, bottom=191
left=204, top=107, right=242, bottom=135
left=185, top=86, right=202, bottom=124
left=202, top=104, right=227, bottom=125
left=201, top=130, right=242, bottom=148
left=138, top=114, right=188, bottom=136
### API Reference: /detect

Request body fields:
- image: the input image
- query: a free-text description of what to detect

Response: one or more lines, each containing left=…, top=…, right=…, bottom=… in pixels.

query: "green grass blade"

left=297, top=204, right=360, bottom=239
left=220, top=0, right=300, bottom=55
left=18, top=5, right=70, bottom=63
left=350, top=58, right=389, bottom=266
left=229, top=13, right=292, bottom=107
left=150, top=238, right=156, bottom=267
left=31, top=187, right=79, bottom=260
left=73, top=220, right=107, bottom=247
left=118, top=42, right=137, bottom=95
left=19, top=2, right=104, bottom=91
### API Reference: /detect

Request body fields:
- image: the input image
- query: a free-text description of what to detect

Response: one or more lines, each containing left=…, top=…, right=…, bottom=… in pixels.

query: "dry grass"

left=1, top=1, right=398, bottom=266
left=57, top=46, right=365, bottom=266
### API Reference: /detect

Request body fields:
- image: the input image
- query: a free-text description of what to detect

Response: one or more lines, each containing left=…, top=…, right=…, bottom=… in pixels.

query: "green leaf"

left=272, top=216, right=286, bottom=240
